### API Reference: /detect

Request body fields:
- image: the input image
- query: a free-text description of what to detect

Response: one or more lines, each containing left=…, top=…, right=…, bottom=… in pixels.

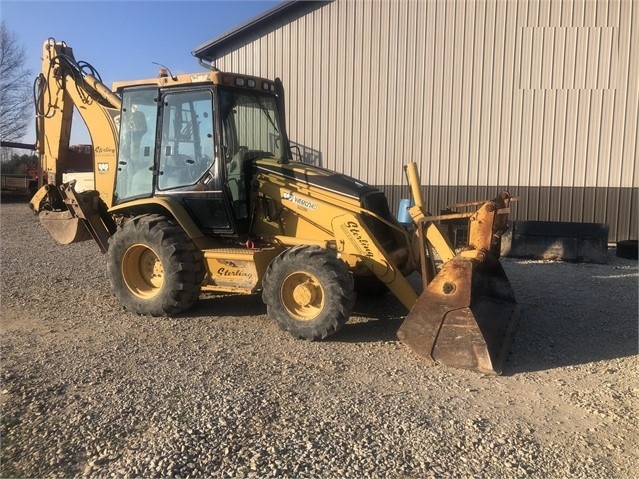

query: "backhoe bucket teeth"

left=39, top=210, right=93, bottom=244
left=397, top=256, right=520, bottom=375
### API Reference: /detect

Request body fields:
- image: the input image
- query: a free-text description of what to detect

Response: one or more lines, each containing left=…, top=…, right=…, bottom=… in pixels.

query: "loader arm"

left=299, top=161, right=519, bottom=374
left=397, top=162, right=520, bottom=374
left=331, top=213, right=419, bottom=310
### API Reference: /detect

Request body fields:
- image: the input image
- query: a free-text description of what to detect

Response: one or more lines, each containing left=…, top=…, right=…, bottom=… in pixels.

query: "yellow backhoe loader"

left=29, top=39, right=519, bottom=374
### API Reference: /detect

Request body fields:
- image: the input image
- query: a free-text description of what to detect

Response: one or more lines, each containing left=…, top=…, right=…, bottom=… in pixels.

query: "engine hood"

left=254, top=158, right=380, bottom=201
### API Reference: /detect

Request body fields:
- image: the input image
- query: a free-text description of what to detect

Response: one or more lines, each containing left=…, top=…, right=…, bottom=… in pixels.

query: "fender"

left=109, top=196, right=205, bottom=241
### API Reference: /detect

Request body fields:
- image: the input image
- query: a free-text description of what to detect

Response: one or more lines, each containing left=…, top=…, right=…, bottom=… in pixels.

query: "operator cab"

left=113, top=80, right=284, bottom=239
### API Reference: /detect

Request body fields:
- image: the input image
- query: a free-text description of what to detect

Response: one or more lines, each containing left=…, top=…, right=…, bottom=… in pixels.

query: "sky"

left=0, top=0, right=281, bottom=144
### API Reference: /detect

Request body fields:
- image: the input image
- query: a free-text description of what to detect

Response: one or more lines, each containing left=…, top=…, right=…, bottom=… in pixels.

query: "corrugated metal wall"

left=213, top=0, right=638, bottom=242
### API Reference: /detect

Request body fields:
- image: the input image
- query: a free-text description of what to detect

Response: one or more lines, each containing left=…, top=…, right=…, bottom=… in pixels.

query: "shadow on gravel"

left=502, top=259, right=639, bottom=375
left=332, top=317, right=404, bottom=344
left=333, top=292, right=406, bottom=344
left=183, top=289, right=408, bottom=344
left=186, top=293, right=267, bottom=318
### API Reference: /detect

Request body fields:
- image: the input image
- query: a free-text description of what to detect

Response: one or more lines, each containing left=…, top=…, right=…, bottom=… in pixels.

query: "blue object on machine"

left=397, top=198, right=414, bottom=224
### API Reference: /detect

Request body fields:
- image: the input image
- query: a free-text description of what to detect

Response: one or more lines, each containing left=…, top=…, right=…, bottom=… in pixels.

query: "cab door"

left=157, top=88, right=249, bottom=237
left=157, top=89, right=215, bottom=191
left=113, top=87, right=158, bottom=203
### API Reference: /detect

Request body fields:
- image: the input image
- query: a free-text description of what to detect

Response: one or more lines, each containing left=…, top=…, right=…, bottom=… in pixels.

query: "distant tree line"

left=1, top=153, right=38, bottom=176
left=1, top=21, right=32, bottom=143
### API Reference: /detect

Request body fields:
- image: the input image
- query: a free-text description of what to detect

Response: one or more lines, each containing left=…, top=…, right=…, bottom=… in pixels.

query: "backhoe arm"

left=33, top=39, right=121, bottom=209
left=30, top=39, right=120, bottom=250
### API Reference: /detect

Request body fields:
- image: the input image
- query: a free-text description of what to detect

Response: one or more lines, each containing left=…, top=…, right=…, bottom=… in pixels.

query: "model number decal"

left=282, top=192, right=317, bottom=210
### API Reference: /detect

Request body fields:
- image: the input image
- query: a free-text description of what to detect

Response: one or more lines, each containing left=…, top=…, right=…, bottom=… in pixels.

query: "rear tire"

left=262, top=245, right=355, bottom=340
left=106, top=214, right=205, bottom=316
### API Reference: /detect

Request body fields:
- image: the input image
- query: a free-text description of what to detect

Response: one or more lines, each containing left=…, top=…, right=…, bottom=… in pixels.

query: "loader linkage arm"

left=331, top=213, right=420, bottom=310
left=394, top=163, right=520, bottom=375
left=415, top=191, right=513, bottom=283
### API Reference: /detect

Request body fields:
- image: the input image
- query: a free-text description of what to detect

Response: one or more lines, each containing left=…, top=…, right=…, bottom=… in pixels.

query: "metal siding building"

left=194, top=0, right=638, bottom=242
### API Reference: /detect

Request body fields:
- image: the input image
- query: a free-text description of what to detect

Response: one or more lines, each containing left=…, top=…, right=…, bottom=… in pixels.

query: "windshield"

left=219, top=89, right=283, bottom=161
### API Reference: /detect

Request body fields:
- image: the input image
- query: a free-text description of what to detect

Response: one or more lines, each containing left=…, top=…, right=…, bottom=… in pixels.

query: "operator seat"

left=227, top=146, right=248, bottom=219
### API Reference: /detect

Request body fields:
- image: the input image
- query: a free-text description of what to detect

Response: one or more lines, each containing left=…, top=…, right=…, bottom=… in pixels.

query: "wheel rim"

left=121, top=244, right=164, bottom=299
left=280, top=271, right=325, bottom=320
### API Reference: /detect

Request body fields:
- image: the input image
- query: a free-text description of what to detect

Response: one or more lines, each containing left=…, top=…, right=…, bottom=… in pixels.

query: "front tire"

left=106, top=214, right=204, bottom=316
left=262, top=245, right=355, bottom=340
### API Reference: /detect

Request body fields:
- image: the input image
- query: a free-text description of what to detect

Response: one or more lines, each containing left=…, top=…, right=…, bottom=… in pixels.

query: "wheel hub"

left=292, top=281, right=318, bottom=307
left=121, top=244, right=164, bottom=298
left=281, top=271, right=324, bottom=320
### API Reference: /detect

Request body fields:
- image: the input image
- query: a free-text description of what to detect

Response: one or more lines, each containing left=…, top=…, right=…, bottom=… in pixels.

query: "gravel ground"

left=1, top=199, right=637, bottom=478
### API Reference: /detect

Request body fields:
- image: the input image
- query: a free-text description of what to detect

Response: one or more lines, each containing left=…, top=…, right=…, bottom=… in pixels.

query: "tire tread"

left=106, top=214, right=204, bottom=316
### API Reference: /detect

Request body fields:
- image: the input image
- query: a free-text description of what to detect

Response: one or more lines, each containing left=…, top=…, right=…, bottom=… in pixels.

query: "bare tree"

left=0, top=21, right=32, bottom=142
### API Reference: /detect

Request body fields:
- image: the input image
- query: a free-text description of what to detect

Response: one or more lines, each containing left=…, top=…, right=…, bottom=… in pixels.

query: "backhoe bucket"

left=34, top=183, right=115, bottom=252
left=39, top=209, right=92, bottom=244
left=397, top=256, right=520, bottom=375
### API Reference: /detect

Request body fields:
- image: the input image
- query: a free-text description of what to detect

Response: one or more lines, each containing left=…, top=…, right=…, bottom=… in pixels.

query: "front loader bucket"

left=397, top=256, right=520, bottom=375
left=39, top=209, right=92, bottom=244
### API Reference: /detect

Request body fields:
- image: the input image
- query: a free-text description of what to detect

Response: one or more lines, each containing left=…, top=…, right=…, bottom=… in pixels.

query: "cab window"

left=113, top=87, right=157, bottom=203
left=158, top=90, right=215, bottom=191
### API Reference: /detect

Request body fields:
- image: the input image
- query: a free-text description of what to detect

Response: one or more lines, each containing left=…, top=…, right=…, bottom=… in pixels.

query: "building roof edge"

left=192, top=0, right=332, bottom=61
